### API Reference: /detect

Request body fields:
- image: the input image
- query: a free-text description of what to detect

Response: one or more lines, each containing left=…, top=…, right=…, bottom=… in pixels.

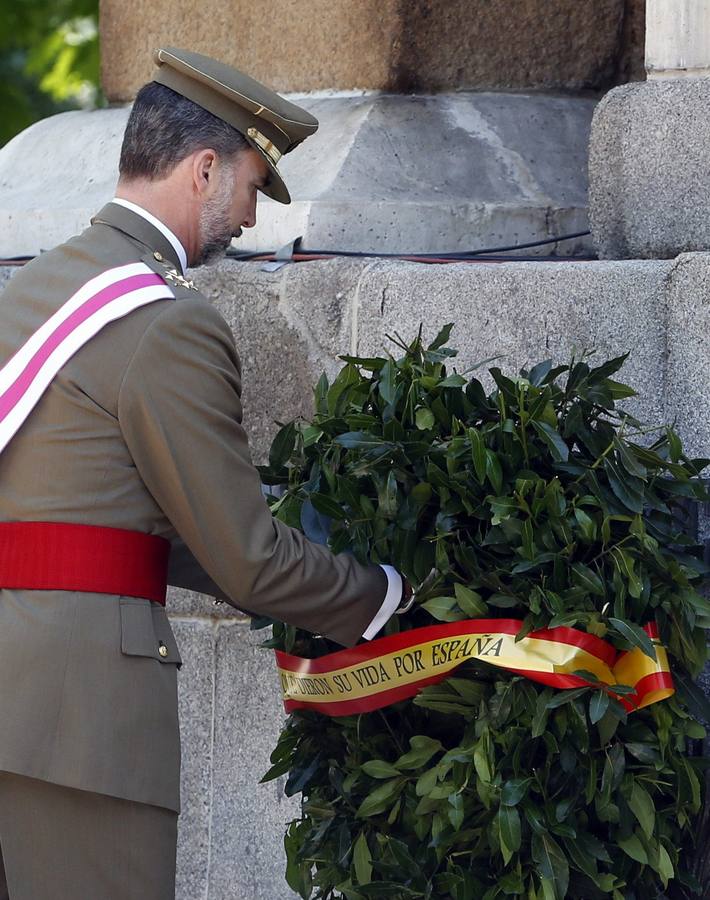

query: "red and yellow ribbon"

left=275, top=619, right=673, bottom=717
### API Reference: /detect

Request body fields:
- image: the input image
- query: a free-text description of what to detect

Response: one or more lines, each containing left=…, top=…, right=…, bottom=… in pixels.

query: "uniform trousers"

left=0, top=772, right=178, bottom=900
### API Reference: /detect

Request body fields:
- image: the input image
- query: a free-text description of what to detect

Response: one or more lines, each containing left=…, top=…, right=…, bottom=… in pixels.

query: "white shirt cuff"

left=361, top=565, right=403, bottom=640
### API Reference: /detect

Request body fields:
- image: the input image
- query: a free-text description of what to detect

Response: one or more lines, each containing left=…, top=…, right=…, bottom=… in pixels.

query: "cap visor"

left=255, top=150, right=291, bottom=204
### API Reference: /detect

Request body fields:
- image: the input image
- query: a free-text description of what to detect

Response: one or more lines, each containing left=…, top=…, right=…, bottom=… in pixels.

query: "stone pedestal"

left=0, top=94, right=596, bottom=260
left=589, top=0, right=710, bottom=259
left=589, top=78, right=710, bottom=259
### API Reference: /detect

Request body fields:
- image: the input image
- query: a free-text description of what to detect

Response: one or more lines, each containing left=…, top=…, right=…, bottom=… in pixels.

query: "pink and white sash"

left=0, top=262, right=174, bottom=455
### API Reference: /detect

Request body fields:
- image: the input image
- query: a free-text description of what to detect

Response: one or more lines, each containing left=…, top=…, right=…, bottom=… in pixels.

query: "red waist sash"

left=0, top=522, right=169, bottom=605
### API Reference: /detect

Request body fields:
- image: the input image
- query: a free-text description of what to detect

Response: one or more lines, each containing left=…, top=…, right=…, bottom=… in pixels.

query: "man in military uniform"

left=0, top=48, right=408, bottom=899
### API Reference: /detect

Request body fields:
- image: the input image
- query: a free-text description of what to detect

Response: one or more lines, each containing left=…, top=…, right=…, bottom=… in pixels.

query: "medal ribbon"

left=275, top=619, right=673, bottom=717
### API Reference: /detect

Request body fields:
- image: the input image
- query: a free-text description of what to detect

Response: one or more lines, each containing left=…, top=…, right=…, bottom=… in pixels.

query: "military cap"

left=151, top=47, right=318, bottom=204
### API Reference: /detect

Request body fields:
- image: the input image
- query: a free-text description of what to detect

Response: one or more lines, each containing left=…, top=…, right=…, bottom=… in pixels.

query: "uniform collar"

left=91, top=200, right=188, bottom=275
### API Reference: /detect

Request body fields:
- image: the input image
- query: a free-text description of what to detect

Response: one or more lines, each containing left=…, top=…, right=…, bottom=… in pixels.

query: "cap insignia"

left=247, top=127, right=282, bottom=167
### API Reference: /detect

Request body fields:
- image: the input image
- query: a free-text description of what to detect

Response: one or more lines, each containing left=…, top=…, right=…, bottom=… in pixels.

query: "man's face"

left=195, top=148, right=270, bottom=267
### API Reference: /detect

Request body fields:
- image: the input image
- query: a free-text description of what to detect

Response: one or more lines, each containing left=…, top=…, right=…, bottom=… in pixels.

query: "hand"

left=395, top=567, right=438, bottom=615
left=395, top=579, right=415, bottom=614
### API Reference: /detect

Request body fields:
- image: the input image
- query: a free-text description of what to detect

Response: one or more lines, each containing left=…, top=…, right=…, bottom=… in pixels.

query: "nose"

left=241, top=197, right=257, bottom=230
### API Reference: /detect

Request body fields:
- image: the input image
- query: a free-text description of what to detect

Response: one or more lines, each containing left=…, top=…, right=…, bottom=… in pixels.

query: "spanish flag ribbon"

left=275, top=619, right=673, bottom=717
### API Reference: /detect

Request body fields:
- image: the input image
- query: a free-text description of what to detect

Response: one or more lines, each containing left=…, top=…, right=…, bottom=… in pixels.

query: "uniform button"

left=158, top=642, right=168, bottom=658
left=153, top=251, right=164, bottom=262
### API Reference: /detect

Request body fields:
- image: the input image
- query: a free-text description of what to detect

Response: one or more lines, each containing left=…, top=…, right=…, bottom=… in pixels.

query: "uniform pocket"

left=119, top=597, right=182, bottom=667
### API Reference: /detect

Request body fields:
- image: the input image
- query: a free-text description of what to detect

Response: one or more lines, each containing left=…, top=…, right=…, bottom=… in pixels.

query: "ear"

left=192, top=148, right=218, bottom=198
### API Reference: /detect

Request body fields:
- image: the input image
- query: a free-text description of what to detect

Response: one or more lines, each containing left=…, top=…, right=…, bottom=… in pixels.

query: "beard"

left=194, top=170, right=240, bottom=267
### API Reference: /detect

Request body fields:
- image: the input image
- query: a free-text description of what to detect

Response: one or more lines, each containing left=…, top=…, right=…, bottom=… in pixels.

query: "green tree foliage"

left=0, top=0, right=100, bottom=146
left=258, top=327, right=709, bottom=899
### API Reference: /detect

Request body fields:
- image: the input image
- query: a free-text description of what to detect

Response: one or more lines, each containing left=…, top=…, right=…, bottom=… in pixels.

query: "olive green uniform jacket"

left=0, top=203, right=387, bottom=813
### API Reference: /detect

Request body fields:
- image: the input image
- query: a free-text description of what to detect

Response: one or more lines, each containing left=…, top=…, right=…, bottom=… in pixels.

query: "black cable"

left=227, top=251, right=596, bottom=264
left=3, top=231, right=595, bottom=268
left=226, top=230, right=593, bottom=263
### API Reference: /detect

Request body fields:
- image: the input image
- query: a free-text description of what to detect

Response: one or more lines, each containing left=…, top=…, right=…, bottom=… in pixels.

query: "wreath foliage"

left=256, top=326, right=710, bottom=900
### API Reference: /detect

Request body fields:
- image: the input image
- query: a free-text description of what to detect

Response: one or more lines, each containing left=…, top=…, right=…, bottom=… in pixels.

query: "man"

left=0, top=48, right=408, bottom=900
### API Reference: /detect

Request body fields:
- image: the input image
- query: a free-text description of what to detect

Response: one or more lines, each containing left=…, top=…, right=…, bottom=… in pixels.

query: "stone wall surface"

left=646, top=0, right=710, bottom=78
left=666, top=253, right=710, bottom=458
left=100, top=0, right=643, bottom=100
left=589, top=79, right=710, bottom=260
left=616, top=0, right=647, bottom=84
left=0, top=107, right=126, bottom=259
left=193, top=256, right=673, bottom=464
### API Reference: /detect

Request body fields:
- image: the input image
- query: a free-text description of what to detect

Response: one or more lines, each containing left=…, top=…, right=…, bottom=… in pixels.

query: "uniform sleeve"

left=167, top=531, right=230, bottom=600
left=117, top=296, right=388, bottom=647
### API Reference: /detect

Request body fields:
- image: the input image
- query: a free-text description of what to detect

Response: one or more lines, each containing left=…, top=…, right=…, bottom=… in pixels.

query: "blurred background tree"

left=0, top=0, right=101, bottom=147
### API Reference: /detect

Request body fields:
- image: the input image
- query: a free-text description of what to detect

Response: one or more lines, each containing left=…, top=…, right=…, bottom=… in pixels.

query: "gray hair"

left=119, top=81, right=249, bottom=181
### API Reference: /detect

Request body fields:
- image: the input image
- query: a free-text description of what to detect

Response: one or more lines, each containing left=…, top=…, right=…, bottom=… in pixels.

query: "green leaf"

left=486, top=450, right=504, bottom=494
left=618, top=832, right=648, bottom=865
left=396, top=735, right=443, bottom=770
left=353, top=831, right=372, bottom=884
left=624, top=742, right=661, bottom=764
left=546, top=687, right=589, bottom=709
left=338, top=354, right=386, bottom=371
left=499, top=804, right=522, bottom=857
left=532, top=832, right=569, bottom=899
left=573, top=508, right=597, bottom=541
left=361, top=760, right=402, bottom=779
left=327, top=363, right=361, bottom=416
left=469, top=428, right=487, bottom=484
left=379, top=359, right=397, bottom=405
left=498, top=870, right=525, bottom=894
left=439, top=373, right=467, bottom=388
left=615, top=438, right=647, bottom=479
left=447, top=792, right=465, bottom=830
left=428, top=323, right=454, bottom=351
left=312, top=371, right=333, bottom=411
left=334, top=431, right=392, bottom=451
left=611, top=548, right=643, bottom=599
left=667, top=426, right=682, bottom=462
left=421, top=595, right=461, bottom=622
left=589, top=353, right=629, bottom=380
left=628, top=781, right=655, bottom=839
left=415, top=766, right=439, bottom=797
left=454, top=583, right=488, bottom=617
left=356, top=778, right=405, bottom=817
left=603, top=457, right=645, bottom=513
left=268, top=421, right=296, bottom=468
left=571, top=562, right=605, bottom=597
left=655, top=843, right=674, bottom=888
left=608, top=618, right=657, bottom=661
left=309, top=492, right=348, bottom=520
left=531, top=421, right=570, bottom=462
left=501, top=777, right=532, bottom=807
left=528, top=360, right=553, bottom=386
left=488, top=495, right=518, bottom=525
left=473, top=737, right=493, bottom=784
left=415, top=407, right=436, bottom=430
left=532, top=690, right=552, bottom=738
left=589, top=690, right=610, bottom=724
